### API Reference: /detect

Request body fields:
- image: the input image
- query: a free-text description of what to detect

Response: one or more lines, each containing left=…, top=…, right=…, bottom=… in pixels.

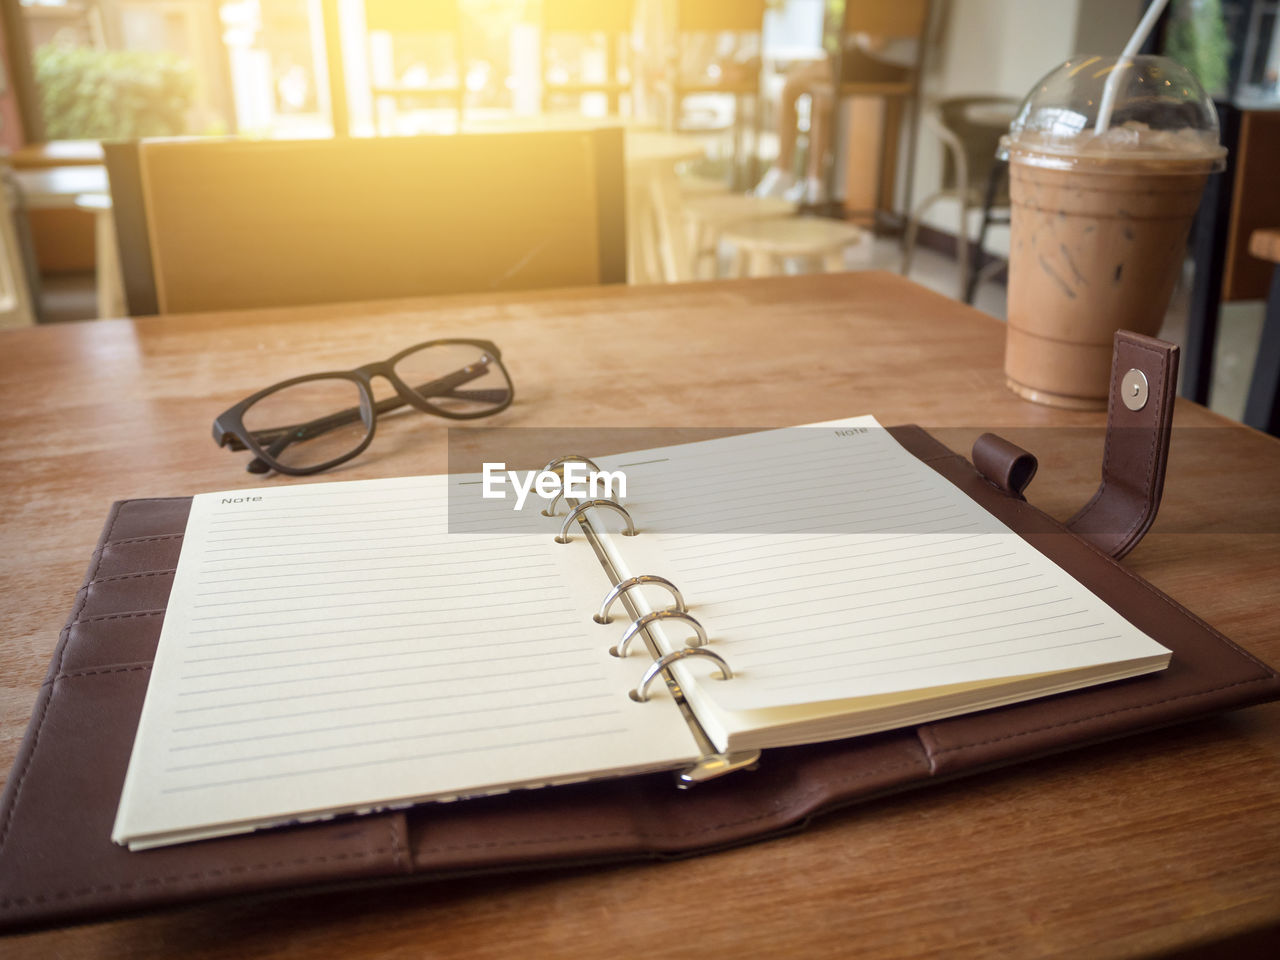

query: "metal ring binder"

left=612, top=610, right=707, bottom=658
left=630, top=648, right=733, bottom=702
left=594, top=575, right=686, bottom=624
left=555, top=499, right=636, bottom=543
left=539, top=455, right=603, bottom=516
left=544, top=489, right=568, bottom=518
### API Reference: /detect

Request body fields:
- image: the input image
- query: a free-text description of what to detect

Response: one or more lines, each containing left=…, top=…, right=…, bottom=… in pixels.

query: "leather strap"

left=972, top=433, right=1038, bottom=500
left=971, top=331, right=1179, bottom=560
left=1066, top=331, right=1180, bottom=559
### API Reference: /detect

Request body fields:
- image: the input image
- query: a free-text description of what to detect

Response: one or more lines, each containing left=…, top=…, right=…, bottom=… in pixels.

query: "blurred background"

left=1, top=1, right=1278, bottom=423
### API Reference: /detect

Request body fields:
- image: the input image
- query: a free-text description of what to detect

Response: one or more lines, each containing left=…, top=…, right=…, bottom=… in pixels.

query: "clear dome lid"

left=999, top=55, right=1226, bottom=172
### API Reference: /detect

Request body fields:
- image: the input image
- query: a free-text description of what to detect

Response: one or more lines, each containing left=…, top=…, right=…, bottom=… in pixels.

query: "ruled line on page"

left=755, top=637, right=1120, bottom=695
left=752, top=621, right=1110, bottom=680
left=653, top=489, right=951, bottom=527
left=158, top=729, right=633, bottom=795
left=176, top=652, right=600, bottom=698
left=171, top=675, right=609, bottom=715
left=165, top=709, right=625, bottom=773
left=668, top=537, right=995, bottom=583
left=709, top=567, right=1035, bottom=623
left=632, top=461, right=906, bottom=510
left=729, top=593, right=1069, bottom=651
left=188, top=583, right=569, bottom=620
left=171, top=694, right=617, bottom=747
left=184, top=618, right=582, bottom=652
left=182, top=623, right=581, bottom=665
left=209, top=505, right=449, bottom=525
left=186, top=597, right=576, bottom=635
left=192, top=570, right=560, bottom=601
left=180, top=640, right=591, bottom=681
left=699, top=556, right=1025, bottom=604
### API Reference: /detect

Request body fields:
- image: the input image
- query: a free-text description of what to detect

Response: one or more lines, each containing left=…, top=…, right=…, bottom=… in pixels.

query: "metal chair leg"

left=966, top=160, right=1006, bottom=305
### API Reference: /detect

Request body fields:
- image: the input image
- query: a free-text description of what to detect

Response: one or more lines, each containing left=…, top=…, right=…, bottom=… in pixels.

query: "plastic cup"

left=999, top=55, right=1226, bottom=409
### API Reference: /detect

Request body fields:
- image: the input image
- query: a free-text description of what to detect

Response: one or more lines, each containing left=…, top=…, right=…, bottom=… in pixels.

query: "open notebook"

left=112, top=417, right=1170, bottom=849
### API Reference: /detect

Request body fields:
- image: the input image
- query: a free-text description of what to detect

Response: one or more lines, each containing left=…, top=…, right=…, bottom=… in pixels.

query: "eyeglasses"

left=212, top=339, right=513, bottom=476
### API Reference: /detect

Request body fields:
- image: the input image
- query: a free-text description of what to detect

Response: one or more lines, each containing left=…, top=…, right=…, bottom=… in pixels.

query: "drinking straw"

left=1094, top=0, right=1172, bottom=134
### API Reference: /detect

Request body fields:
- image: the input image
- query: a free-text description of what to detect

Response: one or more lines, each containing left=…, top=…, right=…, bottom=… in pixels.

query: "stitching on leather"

left=105, top=534, right=185, bottom=547
left=414, top=758, right=925, bottom=856
left=72, top=610, right=166, bottom=625
left=89, top=570, right=176, bottom=586
left=0, top=848, right=395, bottom=909
left=0, top=504, right=122, bottom=855
left=56, top=665, right=154, bottom=681
left=388, top=815, right=405, bottom=871
left=927, top=676, right=1274, bottom=758
left=914, top=727, right=941, bottom=774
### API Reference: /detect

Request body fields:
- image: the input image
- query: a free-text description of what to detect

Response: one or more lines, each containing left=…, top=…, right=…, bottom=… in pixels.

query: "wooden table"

left=4, top=141, right=105, bottom=170
left=1, top=273, right=1278, bottom=958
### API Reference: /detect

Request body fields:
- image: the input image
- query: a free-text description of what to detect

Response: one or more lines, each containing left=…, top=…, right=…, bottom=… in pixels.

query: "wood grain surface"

left=1251, top=228, right=1280, bottom=266
left=1, top=272, right=1278, bottom=958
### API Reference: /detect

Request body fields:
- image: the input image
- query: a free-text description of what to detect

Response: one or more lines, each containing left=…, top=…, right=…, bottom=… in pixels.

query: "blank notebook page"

left=113, top=476, right=699, bottom=849
left=601, top=417, right=1170, bottom=714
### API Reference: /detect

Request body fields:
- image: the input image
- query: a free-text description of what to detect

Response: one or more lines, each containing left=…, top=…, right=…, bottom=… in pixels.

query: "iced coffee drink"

left=1001, top=57, right=1226, bottom=409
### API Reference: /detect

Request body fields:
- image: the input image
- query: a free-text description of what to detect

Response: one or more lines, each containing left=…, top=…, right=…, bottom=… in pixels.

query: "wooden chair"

left=1245, top=228, right=1280, bottom=436
left=364, top=0, right=465, bottom=134
left=661, top=1, right=767, bottom=186
left=104, top=130, right=626, bottom=316
left=541, top=0, right=636, bottom=116
left=834, top=0, right=932, bottom=227
left=0, top=167, right=38, bottom=328
left=900, top=95, right=1019, bottom=300
left=679, top=192, right=793, bottom=279
left=722, top=217, right=868, bottom=278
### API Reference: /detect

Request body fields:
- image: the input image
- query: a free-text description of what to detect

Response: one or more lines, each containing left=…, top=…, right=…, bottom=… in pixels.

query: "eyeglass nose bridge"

left=348, top=365, right=438, bottom=418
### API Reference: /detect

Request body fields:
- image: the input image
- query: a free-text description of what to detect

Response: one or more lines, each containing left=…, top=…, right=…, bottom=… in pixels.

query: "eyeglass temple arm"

left=238, top=362, right=500, bottom=471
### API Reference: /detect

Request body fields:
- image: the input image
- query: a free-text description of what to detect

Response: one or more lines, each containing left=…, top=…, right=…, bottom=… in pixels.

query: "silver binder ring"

left=555, top=499, right=636, bottom=543
left=595, top=575, right=686, bottom=624
left=539, top=455, right=602, bottom=516
left=630, top=648, right=733, bottom=703
left=612, top=610, right=706, bottom=658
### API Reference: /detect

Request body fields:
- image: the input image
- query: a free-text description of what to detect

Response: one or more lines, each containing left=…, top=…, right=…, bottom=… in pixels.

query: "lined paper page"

left=113, top=476, right=699, bottom=849
left=597, top=418, right=1169, bottom=714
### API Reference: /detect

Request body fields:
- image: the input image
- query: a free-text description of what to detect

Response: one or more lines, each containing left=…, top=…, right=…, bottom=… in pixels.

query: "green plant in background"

left=1164, top=0, right=1232, bottom=97
left=35, top=44, right=195, bottom=140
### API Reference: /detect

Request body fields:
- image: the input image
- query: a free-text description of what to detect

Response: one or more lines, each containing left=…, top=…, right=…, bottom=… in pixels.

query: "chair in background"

left=541, top=0, right=635, bottom=116
left=721, top=216, right=868, bottom=278
left=0, top=167, right=38, bottom=328
left=661, top=0, right=767, bottom=187
left=104, top=130, right=625, bottom=315
left=834, top=0, right=932, bottom=226
left=899, top=95, right=1019, bottom=301
left=364, top=0, right=465, bottom=134
left=1244, top=228, right=1280, bottom=436
left=679, top=192, right=793, bottom=278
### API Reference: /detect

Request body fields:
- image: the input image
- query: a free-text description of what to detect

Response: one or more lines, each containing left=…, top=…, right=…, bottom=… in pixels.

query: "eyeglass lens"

left=393, top=343, right=512, bottom=416
left=241, top=378, right=372, bottom=470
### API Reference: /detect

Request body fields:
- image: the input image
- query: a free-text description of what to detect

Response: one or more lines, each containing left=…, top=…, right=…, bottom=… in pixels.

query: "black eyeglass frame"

left=212, top=338, right=513, bottom=476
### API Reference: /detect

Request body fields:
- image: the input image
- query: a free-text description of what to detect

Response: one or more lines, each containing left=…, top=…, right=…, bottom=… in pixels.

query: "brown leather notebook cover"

left=2, top=426, right=1277, bottom=932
